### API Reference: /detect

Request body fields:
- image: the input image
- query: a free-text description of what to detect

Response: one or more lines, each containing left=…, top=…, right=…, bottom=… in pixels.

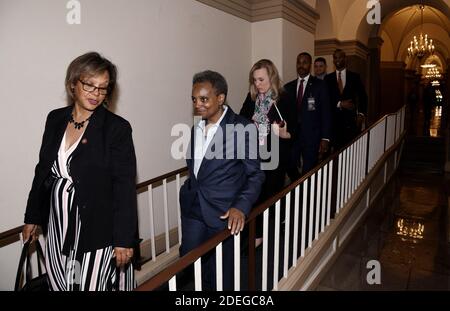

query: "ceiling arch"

left=316, top=0, right=450, bottom=46
left=367, top=0, right=450, bottom=39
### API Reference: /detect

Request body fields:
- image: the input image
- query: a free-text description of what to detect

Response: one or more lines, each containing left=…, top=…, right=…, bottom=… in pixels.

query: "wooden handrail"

left=0, top=226, right=23, bottom=243
left=136, top=226, right=232, bottom=291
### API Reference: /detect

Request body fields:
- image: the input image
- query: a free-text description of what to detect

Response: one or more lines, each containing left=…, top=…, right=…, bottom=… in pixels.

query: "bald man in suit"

left=325, top=49, right=368, bottom=150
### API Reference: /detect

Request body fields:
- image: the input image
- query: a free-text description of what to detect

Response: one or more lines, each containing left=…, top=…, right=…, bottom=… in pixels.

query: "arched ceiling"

left=380, top=5, right=450, bottom=60
left=315, top=0, right=450, bottom=72
left=316, top=0, right=450, bottom=44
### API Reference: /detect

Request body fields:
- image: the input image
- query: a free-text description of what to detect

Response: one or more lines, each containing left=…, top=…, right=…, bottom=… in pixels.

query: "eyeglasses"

left=78, top=79, right=109, bottom=95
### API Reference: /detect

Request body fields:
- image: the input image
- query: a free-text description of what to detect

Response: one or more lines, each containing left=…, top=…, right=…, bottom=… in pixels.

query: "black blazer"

left=24, top=105, right=138, bottom=252
left=240, top=92, right=296, bottom=138
left=284, top=76, right=331, bottom=146
left=325, top=70, right=368, bottom=121
left=240, top=92, right=296, bottom=164
left=180, top=107, right=265, bottom=229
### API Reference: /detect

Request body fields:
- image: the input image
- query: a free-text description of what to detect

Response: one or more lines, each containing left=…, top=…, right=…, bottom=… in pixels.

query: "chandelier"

left=425, top=67, right=441, bottom=79
left=407, top=4, right=435, bottom=59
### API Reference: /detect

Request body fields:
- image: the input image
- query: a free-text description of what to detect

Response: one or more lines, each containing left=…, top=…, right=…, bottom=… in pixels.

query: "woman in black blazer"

left=240, top=59, right=296, bottom=242
left=22, top=52, right=138, bottom=291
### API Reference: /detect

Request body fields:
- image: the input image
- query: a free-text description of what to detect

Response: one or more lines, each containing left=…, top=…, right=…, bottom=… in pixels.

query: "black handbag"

left=14, top=239, right=49, bottom=291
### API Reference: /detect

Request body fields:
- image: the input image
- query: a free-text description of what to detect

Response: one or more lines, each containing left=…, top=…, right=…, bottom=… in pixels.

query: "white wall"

left=283, top=20, right=315, bottom=83
left=252, top=19, right=315, bottom=83
left=0, top=0, right=251, bottom=290
left=251, top=19, right=284, bottom=79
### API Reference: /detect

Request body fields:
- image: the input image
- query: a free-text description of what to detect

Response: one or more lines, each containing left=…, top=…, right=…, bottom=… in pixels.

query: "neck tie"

left=297, top=79, right=304, bottom=112
left=338, top=71, right=344, bottom=95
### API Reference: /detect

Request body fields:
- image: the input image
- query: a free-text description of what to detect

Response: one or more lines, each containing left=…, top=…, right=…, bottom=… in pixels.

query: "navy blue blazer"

left=179, top=107, right=265, bottom=229
left=284, top=76, right=331, bottom=147
left=24, top=105, right=138, bottom=252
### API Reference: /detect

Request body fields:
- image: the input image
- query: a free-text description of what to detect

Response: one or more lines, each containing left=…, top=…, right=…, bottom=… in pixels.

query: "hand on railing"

left=356, top=114, right=366, bottom=131
left=318, top=140, right=330, bottom=161
left=22, top=224, right=38, bottom=244
left=220, top=208, right=245, bottom=235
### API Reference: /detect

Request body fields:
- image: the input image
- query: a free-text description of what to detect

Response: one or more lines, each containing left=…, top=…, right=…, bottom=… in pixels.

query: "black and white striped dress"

left=45, top=131, right=135, bottom=291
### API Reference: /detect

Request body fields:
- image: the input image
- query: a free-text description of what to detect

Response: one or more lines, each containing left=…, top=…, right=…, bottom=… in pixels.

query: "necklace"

left=69, top=114, right=91, bottom=130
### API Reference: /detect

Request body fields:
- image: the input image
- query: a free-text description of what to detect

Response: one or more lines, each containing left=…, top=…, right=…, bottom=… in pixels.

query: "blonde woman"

left=240, top=59, right=296, bottom=242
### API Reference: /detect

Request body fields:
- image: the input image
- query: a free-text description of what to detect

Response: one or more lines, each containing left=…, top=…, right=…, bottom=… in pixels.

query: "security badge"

left=307, top=96, right=316, bottom=111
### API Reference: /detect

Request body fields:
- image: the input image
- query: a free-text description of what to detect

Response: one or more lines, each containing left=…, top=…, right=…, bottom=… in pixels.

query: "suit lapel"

left=342, top=70, right=348, bottom=93
left=70, top=105, right=106, bottom=161
left=45, top=107, right=71, bottom=164
left=196, top=107, right=233, bottom=180
left=186, top=126, right=194, bottom=175
left=303, top=77, right=314, bottom=100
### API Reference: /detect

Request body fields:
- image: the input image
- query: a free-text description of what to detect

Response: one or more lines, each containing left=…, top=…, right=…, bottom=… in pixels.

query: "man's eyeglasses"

left=78, top=79, right=109, bottom=95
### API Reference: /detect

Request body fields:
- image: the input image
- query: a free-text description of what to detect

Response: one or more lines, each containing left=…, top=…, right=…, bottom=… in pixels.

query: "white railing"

left=135, top=168, right=187, bottom=282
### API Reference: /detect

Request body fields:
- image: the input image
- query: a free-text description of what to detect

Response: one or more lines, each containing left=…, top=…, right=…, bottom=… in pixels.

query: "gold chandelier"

left=425, top=67, right=441, bottom=79
left=407, top=4, right=435, bottom=59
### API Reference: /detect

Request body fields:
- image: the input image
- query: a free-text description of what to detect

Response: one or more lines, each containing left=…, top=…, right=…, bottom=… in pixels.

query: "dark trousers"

left=333, top=111, right=359, bottom=151
left=180, top=215, right=235, bottom=290
left=287, top=137, right=320, bottom=181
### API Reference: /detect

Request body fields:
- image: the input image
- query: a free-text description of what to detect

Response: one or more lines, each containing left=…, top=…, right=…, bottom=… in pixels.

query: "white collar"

left=196, top=105, right=228, bottom=130
left=336, top=68, right=346, bottom=75
left=298, top=74, right=310, bottom=82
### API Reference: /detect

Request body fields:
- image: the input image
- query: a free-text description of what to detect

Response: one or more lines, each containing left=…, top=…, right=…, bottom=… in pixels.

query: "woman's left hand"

left=272, top=121, right=291, bottom=139
left=114, top=247, right=134, bottom=267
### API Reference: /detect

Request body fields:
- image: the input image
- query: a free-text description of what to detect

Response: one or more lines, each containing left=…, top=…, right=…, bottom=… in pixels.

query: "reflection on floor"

left=430, top=106, right=443, bottom=137
left=409, top=105, right=444, bottom=137
left=317, top=105, right=450, bottom=291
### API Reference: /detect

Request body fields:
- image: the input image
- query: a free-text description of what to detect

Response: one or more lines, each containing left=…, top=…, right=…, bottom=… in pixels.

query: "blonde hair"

left=249, top=59, right=283, bottom=101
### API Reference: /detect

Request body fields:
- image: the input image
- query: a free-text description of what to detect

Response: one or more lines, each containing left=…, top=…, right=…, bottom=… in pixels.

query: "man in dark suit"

left=179, top=70, right=264, bottom=290
left=325, top=49, right=368, bottom=150
left=284, top=52, right=331, bottom=180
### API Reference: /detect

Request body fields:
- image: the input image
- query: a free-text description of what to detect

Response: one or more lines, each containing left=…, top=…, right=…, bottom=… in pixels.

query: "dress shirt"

left=194, top=105, right=228, bottom=177
left=296, top=74, right=311, bottom=95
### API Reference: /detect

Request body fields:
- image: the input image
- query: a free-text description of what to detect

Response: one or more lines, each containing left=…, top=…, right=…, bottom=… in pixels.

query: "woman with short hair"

left=22, top=52, right=138, bottom=291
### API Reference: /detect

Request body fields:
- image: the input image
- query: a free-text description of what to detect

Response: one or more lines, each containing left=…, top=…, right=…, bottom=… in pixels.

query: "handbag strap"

left=14, top=239, right=47, bottom=291
left=15, top=240, right=31, bottom=291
